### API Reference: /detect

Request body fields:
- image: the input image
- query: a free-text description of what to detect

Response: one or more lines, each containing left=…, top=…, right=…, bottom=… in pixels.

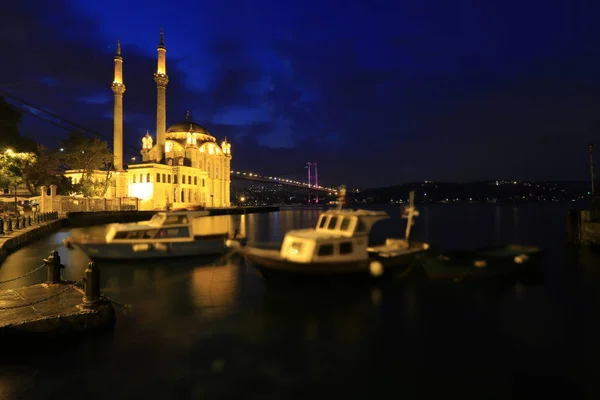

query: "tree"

left=0, top=149, right=37, bottom=212
left=0, top=96, right=40, bottom=154
left=59, top=131, right=113, bottom=197
left=21, top=144, right=74, bottom=195
left=0, top=96, right=22, bottom=149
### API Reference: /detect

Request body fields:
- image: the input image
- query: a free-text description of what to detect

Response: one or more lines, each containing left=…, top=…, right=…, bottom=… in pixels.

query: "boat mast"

left=337, top=186, right=347, bottom=211
left=403, top=190, right=419, bottom=241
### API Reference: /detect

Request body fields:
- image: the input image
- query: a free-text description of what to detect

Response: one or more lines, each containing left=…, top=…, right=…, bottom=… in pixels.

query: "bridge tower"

left=306, top=162, right=319, bottom=204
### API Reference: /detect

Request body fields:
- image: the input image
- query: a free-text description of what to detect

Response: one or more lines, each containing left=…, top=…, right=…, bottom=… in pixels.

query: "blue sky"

left=1, top=0, right=599, bottom=187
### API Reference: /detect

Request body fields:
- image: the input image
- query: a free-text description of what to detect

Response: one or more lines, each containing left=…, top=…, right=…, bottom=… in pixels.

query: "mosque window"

left=202, top=178, right=205, bottom=187
left=181, top=189, right=184, bottom=202
left=139, top=173, right=143, bottom=183
left=168, top=175, right=171, bottom=183
left=162, top=173, right=166, bottom=183
left=167, top=159, right=173, bottom=166
left=156, top=173, right=161, bottom=183
left=182, top=175, right=186, bottom=184
left=174, top=175, right=178, bottom=184
left=194, top=177, right=197, bottom=185
left=147, top=173, right=151, bottom=182
left=188, top=176, right=191, bottom=184
left=133, top=175, right=137, bottom=183
left=178, top=158, right=184, bottom=166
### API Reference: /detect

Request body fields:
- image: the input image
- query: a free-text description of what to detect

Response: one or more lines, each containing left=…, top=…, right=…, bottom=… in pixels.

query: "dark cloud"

left=3, top=0, right=600, bottom=188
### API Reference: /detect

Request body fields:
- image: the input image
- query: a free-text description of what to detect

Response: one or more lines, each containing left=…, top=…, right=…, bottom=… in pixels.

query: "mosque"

left=65, top=29, right=231, bottom=210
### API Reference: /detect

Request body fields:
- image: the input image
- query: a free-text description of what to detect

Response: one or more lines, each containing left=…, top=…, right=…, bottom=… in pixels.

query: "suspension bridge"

left=1, top=90, right=340, bottom=204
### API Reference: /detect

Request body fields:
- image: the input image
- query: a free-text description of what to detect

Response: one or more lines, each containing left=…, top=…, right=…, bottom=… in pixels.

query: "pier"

left=0, top=250, right=115, bottom=339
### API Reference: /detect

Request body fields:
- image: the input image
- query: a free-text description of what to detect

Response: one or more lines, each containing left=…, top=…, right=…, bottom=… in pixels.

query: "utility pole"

left=590, top=142, right=596, bottom=196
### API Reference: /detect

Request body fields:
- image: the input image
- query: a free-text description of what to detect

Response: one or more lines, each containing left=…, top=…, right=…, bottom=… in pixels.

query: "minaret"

left=154, top=28, right=168, bottom=162
left=111, top=39, right=125, bottom=171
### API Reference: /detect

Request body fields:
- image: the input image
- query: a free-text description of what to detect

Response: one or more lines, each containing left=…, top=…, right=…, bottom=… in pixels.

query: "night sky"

left=1, top=0, right=599, bottom=188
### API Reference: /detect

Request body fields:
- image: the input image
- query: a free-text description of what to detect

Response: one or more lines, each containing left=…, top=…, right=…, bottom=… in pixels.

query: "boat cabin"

left=106, top=210, right=211, bottom=242
left=279, top=209, right=390, bottom=263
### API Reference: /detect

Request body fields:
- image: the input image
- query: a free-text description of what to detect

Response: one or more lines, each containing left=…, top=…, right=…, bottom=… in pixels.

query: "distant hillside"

left=354, top=180, right=592, bottom=204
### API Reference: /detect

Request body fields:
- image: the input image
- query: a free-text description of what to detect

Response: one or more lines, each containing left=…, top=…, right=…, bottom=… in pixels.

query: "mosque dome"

left=165, top=110, right=215, bottom=142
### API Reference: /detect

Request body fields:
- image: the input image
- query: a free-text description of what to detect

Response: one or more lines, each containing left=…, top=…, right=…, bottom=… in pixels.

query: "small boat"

left=420, top=244, right=544, bottom=282
left=63, top=210, right=244, bottom=261
left=229, top=188, right=429, bottom=281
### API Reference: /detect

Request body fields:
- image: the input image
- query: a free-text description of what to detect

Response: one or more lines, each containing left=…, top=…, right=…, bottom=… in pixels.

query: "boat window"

left=157, top=227, right=190, bottom=238
left=318, top=244, right=334, bottom=256
left=318, top=216, right=328, bottom=228
left=327, top=217, right=338, bottom=230
left=164, top=215, right=188, bottom=225
left=148, top=214, right=164, bottom=226
left=340, top=218, right=351, bottom=231
left=340, top=242, right=353, bottom=254
left=355, top=219, right=367, bottom=233
left=114, top=232, right=128, bottom=239
left=124, top=230, right=158, bottom=239
left=288, top=242, right=303, bottom=256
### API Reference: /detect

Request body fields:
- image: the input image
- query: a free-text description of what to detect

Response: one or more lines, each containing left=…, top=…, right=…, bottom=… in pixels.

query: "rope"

left=0, top=264, right=46, bottom=285
left=100, top=294, right=133, bottom=314
left=0, top=279, right=83, bottom=311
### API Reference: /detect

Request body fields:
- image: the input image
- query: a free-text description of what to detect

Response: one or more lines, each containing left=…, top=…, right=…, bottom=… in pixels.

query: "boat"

left=420, top=244, right=544, bottom=282
left=63, top=210, right=245, bottom=261
left=228, top=188, right=430, bottom=281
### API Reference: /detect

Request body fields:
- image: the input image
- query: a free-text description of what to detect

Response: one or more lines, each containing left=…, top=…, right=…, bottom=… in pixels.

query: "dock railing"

left=0, top=250, right=105, bottom=311
left=0, top=212, right=59, bottom=235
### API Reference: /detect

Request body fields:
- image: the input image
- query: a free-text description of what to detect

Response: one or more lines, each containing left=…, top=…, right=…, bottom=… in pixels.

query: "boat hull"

left=70, top=239, right=230, bottom=261
left=240, top=245, right=427, bottom=283
left=420, top=244, right=543, bottom=281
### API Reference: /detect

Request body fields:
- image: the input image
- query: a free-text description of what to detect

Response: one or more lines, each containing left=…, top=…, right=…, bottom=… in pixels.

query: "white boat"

left=64, top=210, right=244, bottom=261
left=228, top=188, right=429, bottom=281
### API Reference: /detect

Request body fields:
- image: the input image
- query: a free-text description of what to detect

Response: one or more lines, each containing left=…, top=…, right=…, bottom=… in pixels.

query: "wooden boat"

left=420, top=244, right=544, bottom=282
left=229, top=188, right=429, bottom=282
left=63, top=210, right=245, bottom=261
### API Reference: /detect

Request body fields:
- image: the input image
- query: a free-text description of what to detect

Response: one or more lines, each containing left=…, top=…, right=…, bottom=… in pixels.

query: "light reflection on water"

left=0, top=204, right=600, bottom=398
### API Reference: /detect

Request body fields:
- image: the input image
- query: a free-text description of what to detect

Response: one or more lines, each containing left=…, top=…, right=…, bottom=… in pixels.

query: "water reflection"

left=2, top=205, right=600, bottom=397
left=190, top=264, right=239, bottom=319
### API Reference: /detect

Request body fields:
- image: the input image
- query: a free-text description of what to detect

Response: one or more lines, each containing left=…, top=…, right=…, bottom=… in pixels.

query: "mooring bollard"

left=83, top=262, right=100, bottom=305
left=44, top=250, right=64, bottom=284
left=6, top=219, right=13, bottom=233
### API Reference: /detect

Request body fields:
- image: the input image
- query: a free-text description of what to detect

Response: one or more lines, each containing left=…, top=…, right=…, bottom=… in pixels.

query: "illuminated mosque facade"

left=67, top=29, right=231, bottom=210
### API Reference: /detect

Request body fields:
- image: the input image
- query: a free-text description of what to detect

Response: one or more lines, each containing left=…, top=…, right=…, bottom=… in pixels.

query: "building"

left=65, top=29, right=231, bottom=210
